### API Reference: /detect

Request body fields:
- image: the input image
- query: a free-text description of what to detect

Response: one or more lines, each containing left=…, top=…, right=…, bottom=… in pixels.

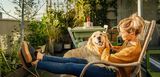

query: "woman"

left=101, top=14, right=144, bottom=77
left=19, top=14, right=144, bottom=77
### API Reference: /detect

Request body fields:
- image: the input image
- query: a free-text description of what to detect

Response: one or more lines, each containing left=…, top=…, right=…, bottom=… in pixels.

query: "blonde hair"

left=117, top=13, right=144, bottom=36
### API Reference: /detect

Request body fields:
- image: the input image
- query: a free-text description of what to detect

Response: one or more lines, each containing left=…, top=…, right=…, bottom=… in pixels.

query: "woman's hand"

left=110, top=46, right=122, bottom=52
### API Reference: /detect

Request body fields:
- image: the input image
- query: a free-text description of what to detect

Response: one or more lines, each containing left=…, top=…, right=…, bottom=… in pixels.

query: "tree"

left=0, top=0, right=45, bottom=20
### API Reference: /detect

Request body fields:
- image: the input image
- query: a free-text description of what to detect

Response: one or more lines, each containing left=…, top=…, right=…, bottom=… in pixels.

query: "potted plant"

left=41, top=8, right=65, bottom=54
left=52, top=11, right=67, bottom=53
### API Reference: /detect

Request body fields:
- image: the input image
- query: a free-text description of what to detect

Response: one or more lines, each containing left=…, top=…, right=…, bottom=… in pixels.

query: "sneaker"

left=19, top=41, right=37, bottom=64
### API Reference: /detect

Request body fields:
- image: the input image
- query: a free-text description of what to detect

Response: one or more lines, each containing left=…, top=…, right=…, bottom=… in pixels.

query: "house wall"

left=117, top=0, right=137, bottom=21
left=117, top=0, right=158, bottom=21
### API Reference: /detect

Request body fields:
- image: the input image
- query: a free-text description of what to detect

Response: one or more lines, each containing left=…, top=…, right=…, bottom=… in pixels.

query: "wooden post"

left=138, top=0, right=143, bottom=16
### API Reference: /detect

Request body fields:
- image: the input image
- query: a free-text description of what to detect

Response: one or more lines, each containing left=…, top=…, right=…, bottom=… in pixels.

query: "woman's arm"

left=101, top=43, right=141, bottom=63
left=101, top=45, right=123, bottom=61
left=101, top=48, right=110, bottom=61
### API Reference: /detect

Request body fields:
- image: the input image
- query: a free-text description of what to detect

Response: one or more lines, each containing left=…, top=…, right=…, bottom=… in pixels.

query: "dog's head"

left=86, top=31, right=110, bottom=55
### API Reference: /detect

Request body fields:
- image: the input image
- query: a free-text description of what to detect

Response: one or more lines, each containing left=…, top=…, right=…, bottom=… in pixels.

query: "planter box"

left=63, top=43, right=71, bottom=50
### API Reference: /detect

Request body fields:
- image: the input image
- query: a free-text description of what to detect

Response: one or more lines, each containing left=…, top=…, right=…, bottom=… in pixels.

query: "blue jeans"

left=37, top=55, right=116, bottom=77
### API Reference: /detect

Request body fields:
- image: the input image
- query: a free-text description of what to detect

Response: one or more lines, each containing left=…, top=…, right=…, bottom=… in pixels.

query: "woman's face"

left=119, top=27, right=136, bottom=41
left=119, top=27, right=129, bottom=41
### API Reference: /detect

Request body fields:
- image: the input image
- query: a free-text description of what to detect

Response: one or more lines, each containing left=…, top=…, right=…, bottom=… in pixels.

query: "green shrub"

left=26, top=20, right=47, bottom=48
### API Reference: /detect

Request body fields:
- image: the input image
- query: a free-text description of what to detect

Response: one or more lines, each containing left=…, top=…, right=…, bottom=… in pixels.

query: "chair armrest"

left=86, top=61, right=140, bottom=67
left=80, top=61, right=140, bottom=77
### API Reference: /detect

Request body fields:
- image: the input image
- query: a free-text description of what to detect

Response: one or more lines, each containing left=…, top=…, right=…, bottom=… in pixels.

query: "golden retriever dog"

left=61, top=31, right=111, bottom=77
left=63, top=31, right=110, bottom=62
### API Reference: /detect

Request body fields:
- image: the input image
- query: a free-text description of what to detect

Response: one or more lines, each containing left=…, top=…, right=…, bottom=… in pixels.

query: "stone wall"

left=0, top=19, right=29, bottom=34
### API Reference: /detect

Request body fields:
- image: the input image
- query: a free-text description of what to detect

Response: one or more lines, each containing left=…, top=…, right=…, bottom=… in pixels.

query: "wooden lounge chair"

left=80, top=20, right=156, bottom=77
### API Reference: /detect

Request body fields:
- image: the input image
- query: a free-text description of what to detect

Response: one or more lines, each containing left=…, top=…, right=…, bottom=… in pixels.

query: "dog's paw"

left=105, top=66, right=118, bottom=72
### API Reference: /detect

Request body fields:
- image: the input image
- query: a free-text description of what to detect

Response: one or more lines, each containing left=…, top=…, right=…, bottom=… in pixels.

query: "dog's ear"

left=86, top=36, right=94, bottom=49
left=87, top=36, right=93, bottom=46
